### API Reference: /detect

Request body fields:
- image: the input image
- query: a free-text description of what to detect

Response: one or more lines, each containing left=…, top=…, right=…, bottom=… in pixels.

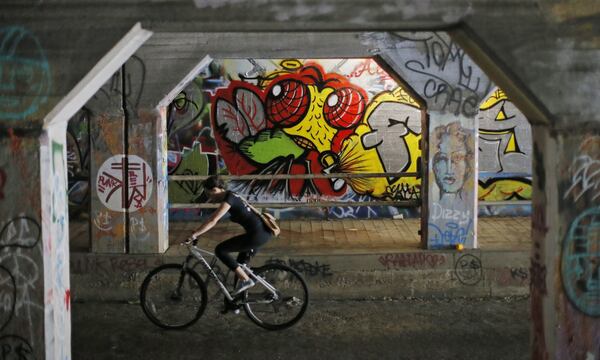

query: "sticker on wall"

left=96, top=155, right=153, bottom=212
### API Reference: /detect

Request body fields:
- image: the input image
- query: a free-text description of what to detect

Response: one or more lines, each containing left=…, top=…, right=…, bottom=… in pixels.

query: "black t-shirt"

left=224, top=191, right=263, bottom=232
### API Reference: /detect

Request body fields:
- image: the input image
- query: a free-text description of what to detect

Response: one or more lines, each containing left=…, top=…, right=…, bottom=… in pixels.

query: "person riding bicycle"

left=188, top=175, right=272, bottom=295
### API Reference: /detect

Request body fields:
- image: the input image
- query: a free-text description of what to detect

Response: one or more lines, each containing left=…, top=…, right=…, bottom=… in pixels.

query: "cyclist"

left=188, top=175, right=272, bottom=294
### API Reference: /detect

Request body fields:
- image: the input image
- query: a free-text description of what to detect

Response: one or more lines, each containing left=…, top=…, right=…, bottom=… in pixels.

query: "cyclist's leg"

left=215, top=234, right=248, bottom=271
left=216, top=231, right=270, bottom=269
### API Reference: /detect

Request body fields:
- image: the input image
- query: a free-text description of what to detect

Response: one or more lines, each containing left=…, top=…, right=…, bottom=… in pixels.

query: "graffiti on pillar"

left=0, top=26, right=51, bottom=120
left=96, top=154, right=153, bottom=212
left=0, top=216, right=41, bottom=249
left=428, top=121, right=475, bottom=247
left=48, top=139, right=71, bottom=359
left=367, top=32, right=493, bottom=117
left=561, top=137, right=600, bottom=317
left=561, top=207, right=600, bottom=316
left=478, top=89, right=532, bottom=202
left=431, top=122, right=474, bottom=202
left=0, top=216, right=44, bottom=355
left=66, top=108, right=92, bottom=217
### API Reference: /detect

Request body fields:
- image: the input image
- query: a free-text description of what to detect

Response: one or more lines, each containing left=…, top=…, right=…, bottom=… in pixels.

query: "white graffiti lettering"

left=564, top=155, right=600, bottom=202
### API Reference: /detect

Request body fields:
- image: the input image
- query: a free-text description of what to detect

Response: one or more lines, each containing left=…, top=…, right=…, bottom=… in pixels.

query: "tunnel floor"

left=69, top=217, right=530, bottom=254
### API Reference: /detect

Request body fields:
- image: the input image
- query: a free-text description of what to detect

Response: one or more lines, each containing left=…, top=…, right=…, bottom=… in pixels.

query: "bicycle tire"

left=140, top=263, right=208, bottom=330
left=242, top=263, right=309, bottom=330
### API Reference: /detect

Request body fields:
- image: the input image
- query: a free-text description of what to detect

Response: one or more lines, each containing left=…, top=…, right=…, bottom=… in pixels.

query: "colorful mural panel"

left=167, top=58, right=425, bottom=220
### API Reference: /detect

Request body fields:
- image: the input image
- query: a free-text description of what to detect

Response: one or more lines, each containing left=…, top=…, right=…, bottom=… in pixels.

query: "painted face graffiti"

left=432, top=122, right=473, bottom=198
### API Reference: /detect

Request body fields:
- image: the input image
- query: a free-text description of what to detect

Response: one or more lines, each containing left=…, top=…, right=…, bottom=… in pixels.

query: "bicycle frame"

left=184, top=243, right=278, bottom=303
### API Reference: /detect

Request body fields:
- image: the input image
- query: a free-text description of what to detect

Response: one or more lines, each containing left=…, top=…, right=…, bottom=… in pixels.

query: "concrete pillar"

left=88, top=58, right=168, bottom=254
left=0, top=125, right=71, bottom=359
left=127, top=106, right=169, bottom=253
left=364, top=31, right=490, bottom=249
left=531, top=124, right=600, bottom=359
left=427, top=112, right=478, bottom=249
left=88, top=71, right=128, bottom=253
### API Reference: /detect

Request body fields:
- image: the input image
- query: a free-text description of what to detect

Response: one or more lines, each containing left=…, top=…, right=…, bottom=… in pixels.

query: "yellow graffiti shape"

left=282, top=85, right=338, bottom=153
left=336, top=86, right=423, bottom=199
left=338, top=124, right=389, bottom=197
left=480, top=88, right=508, bottom=111
left=478, top=179, right=532, bottom=201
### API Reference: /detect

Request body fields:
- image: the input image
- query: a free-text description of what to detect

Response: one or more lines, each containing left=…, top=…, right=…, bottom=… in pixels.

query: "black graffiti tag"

left=455, top=254, right=483, bottom=286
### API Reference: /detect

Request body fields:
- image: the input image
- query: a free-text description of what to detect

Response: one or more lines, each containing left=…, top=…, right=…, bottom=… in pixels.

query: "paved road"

left=72, top=297, right=529, bottom=360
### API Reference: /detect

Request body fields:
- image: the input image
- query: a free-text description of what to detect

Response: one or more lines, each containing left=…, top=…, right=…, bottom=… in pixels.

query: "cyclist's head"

left=202, top=175, right=227, bottom=201
left=202, top=175, right=225, bottom=190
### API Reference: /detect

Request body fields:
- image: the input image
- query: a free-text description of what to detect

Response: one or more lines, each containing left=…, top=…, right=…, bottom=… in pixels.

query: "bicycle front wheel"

left=243, top=263, right=309, bottom=330
left=140, top=263, right=207, bottom=330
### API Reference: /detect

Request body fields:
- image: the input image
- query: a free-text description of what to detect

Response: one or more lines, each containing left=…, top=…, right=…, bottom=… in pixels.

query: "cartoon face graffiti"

left=264, top=69, right=366, bottom=154
left=432, top=122, right=473, bottom=197
left=211, top=63, right=367, bottom=198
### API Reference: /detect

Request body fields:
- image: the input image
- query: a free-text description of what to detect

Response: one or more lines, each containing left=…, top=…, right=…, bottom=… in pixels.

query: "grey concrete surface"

left=72, top=297, right=529, bottom=360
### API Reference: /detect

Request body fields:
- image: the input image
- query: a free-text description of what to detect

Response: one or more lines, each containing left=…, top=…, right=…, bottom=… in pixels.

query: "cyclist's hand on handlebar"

left=183, top=236, right=198, bottom=246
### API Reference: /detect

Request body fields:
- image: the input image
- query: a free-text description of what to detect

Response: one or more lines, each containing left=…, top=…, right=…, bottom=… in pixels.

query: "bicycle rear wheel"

left=243, top=263, right=309, bottom=330
left=140, top=264, right=207, bottom=330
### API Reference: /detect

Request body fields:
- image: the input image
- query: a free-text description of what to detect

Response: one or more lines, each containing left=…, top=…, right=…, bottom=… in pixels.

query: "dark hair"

left=202, top=175, right=225, bottom=190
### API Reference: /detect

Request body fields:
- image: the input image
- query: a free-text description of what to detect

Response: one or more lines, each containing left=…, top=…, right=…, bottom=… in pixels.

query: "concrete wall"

left=532, top=124, right=600, bottom=358
left=0, top=134, right=47, bottom=360
left=68, top=250, right=530, bottom=302
left=0, top=26, right=72, bottom=359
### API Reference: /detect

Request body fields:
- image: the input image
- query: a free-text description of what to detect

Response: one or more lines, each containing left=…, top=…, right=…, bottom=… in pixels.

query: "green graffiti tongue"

left=239, top=129, right=305, bottom=164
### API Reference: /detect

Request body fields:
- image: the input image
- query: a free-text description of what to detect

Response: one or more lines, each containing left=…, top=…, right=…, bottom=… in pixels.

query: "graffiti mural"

left=167, top=63, right=225, bottom=219
left=478, top=88, right=532, bottom=202
left=167, top=58, right=425, bottom=220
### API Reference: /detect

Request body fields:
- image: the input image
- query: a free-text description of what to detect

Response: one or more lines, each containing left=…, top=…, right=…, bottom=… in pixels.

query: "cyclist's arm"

left=191, top=201, right=231, bottom=239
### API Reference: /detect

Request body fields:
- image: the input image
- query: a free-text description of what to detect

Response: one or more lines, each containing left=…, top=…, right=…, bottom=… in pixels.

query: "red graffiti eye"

left=323, top=87, right=365, bottom=129
left=266, top=80, right=309, bottom=126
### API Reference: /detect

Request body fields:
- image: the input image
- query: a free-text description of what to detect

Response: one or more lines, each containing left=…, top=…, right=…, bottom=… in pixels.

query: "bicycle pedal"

left=220, top=307, right=241, bottom=315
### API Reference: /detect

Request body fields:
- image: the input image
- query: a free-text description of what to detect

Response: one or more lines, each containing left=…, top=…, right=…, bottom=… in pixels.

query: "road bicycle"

left=139, top=238, right=309, bottom=331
